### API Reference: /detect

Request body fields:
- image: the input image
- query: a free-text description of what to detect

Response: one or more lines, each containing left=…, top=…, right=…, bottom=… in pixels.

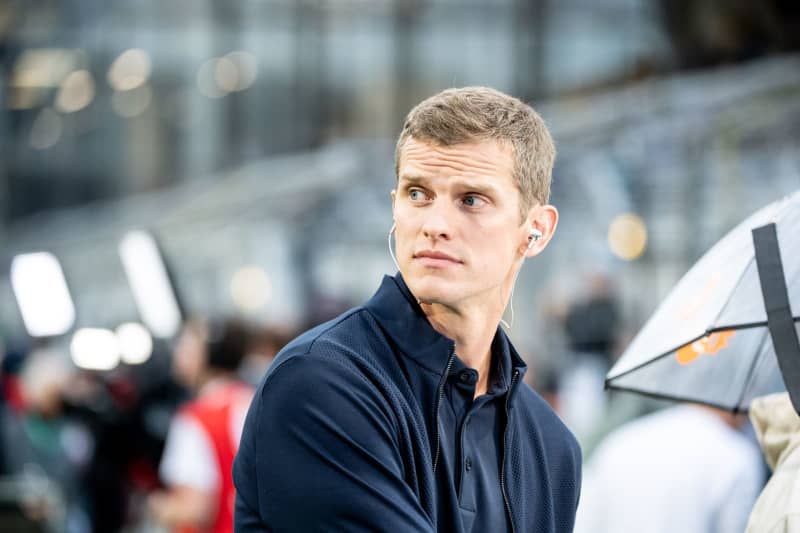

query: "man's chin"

left=404, top=275, right=457, bottom=307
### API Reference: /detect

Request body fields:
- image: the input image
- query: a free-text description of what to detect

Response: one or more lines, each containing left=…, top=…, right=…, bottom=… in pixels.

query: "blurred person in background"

left=1, top=348, right=91, bottom=532
left=1, top=340, right=186, bottom=533
left=746, top=392, right=800, bottom=533
left=234, top=87, right=581, bottom=532
left=62, top=362, right=180, bottom=533
left=148, top=318, right=254, bottom=533
left=563, top=272, right=619, bottom=366
left=237, top=326, right=293, bottom=387
left=575, top=403, right=764, bottom=533
left=557, top=271, right=621, bottom=444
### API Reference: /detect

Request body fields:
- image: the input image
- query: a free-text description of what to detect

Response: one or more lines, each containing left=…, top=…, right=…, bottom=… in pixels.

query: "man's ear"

left=524, top=204, right=559, bottom=258
left=390, top=189, right=397, bottom=218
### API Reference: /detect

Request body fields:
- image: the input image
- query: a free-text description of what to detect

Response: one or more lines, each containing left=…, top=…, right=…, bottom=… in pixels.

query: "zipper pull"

left=507, top=369, right=520, bottom=411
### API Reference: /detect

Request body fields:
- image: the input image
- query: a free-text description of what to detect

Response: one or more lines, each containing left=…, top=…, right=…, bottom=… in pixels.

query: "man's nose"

left=421, top=200, right=454, bottom=240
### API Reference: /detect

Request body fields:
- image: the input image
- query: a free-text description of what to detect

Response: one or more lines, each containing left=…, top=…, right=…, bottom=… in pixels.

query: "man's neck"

left=422, top=300, right=503, bottom=398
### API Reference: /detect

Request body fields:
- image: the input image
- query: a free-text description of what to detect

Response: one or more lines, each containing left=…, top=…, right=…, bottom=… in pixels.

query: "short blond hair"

left=395, top=87, right=556, bottom=218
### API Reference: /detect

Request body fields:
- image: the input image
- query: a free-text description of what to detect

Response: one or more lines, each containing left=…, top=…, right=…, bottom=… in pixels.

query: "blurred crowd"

left=0, top=313, right=302, bottom=532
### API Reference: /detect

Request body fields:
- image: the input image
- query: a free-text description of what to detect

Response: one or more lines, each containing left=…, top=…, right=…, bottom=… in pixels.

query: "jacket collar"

left=364, top=273, right=527, bottom=381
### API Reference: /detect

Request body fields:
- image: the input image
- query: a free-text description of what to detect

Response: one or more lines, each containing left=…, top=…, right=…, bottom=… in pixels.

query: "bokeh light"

left=10, top=252, right=76, bottom=337
left=119, top=230, right=182, bottom=338
left=70, top=328, right=121, bottom=371
left=107, top=49, right=152, bottom=91
left=213, top=57, right=239, bottom=93
left=116, top=322, right=154, bottom=365
left=197, top=52, right=259, bottom=97
left=225, top=51, right=258, bottom=91
left=55, top=69, right=95, bottom=113
left=230, top=266, right=272, bottom=312
left=608, top=213, right=648, bottom=261
left=11, top=48, right=79, bottom=88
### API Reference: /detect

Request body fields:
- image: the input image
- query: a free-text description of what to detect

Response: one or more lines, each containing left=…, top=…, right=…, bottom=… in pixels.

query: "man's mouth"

left=413, top=250, right=462, bottom=266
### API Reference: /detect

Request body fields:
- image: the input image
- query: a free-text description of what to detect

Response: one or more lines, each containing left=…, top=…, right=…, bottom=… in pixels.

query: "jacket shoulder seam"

left=306, top=307, right=365, bottom=353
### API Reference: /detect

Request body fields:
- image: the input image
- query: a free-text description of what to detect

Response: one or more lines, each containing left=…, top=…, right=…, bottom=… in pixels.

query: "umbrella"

left=605, top=189, right=800, bottom=413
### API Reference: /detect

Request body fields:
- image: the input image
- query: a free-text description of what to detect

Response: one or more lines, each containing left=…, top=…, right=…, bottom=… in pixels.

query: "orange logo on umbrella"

left=676, top=330, right=736, bottom=365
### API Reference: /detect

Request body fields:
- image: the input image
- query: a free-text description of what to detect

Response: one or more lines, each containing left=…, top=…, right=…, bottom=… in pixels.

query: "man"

left=150, top=318, right=254, bottom=533
left=234, top=87, right=582, bottom=532
left=575, top=404, right=763, bottom=533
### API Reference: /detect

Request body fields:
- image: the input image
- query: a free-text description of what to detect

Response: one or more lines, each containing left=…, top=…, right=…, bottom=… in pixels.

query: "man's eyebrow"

left=398, top=175, right=500, bottom=196
left=455, top=180, right=499, bottom=196
left=397, top=175, right=427, bottom=185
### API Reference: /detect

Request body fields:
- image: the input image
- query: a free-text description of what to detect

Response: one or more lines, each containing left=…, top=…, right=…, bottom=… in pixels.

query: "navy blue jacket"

left=234, top=274, right=581, bottom=532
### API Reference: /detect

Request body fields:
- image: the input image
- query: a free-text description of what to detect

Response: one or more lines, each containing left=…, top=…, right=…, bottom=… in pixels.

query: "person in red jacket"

left=149, top=318, right=254, bottom=533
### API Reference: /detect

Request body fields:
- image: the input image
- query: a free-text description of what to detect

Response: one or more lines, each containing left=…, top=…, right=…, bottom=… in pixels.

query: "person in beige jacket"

left=747, top=392, right=800, bottom=532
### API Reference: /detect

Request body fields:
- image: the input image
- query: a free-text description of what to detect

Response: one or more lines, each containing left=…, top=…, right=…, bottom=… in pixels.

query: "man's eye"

left=409, top=189, right=427, bottom=201
left=463, top=195, right=485, bottom=207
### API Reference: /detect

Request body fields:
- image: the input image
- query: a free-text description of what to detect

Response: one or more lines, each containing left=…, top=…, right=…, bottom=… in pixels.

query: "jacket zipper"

left=432, top=349, right=456, bottom=474
left=501, top=369, right=520, bottom=533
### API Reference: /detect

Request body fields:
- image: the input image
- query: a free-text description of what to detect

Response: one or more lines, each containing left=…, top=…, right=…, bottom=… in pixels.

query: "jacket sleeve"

left=233, top=354, right=435, bottom=532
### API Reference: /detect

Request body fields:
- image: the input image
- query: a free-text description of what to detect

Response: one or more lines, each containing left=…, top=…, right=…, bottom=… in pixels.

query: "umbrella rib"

left=711, top=317, right=800, bottom=330
left=605, top=320, right=793, bottom=383
left=605, top=331, right=713, bottom=382
left=607, top=319, right=800, bottom=403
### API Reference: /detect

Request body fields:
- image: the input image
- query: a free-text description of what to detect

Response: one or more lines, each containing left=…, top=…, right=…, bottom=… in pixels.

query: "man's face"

left=392, top=137, right=530, bottom=309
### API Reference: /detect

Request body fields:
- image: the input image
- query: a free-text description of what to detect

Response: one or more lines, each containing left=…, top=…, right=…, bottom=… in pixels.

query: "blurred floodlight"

left=70, top=328, right=120, bottom=371
left=55, top=70, right=95, bottom=113
left=11, top=252, right=76, bottom=337
left=230, top=266, right=272, bottom=312
left=197, top=59, right=226, bottom=98
left=198, top=53, right=258, bottom=97
left=119, top=231, right=182, bottom=338
left=30, top=108, right=62, bottom=149
left=107, top=49, right=152, bottom=91
left=116, top=322, right=153, bottom=365
left=608, top=213, right=648, bottom=261
left=11, top=49, right=80, bottom=88
left=111, top=84, right=152, bottom=118
left=225, top=51, right=258, bottom=91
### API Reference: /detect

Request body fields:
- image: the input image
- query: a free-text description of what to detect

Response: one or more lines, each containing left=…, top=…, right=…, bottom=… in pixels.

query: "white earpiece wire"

left=500, top=289, right=515, bottom=329
left=388, top=223, right=401, bottom=272
left=501, top=230, right=538, bottom=329
left=500, top=261, right=523, bottom=330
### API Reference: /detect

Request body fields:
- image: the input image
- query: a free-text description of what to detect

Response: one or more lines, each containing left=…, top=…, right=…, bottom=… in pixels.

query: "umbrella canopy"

left=606, top=190, right=800, bottom=412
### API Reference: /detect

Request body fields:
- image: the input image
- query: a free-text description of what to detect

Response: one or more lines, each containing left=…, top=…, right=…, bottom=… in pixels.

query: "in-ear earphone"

left=527, top=229, right=543, bottom=250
